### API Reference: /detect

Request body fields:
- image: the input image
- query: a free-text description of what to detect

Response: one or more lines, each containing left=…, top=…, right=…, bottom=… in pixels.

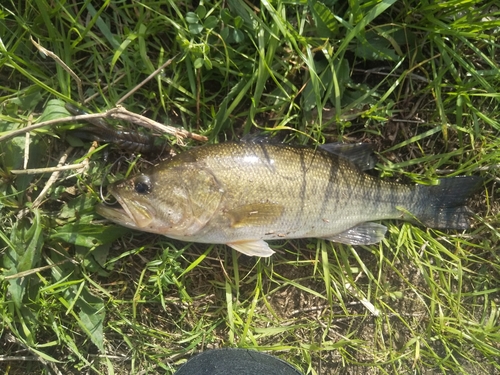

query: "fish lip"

left=96, top=202, right=137, bottom=228
left=96, top=188, right=156, bottom=229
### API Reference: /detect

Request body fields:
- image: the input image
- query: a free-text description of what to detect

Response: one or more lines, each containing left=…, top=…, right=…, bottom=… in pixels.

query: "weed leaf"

left=37, top=99, right=70, bottom=123
left=4, top=210, right=43, bottom=309
left=50, top=222, right=128, bottom=248
left=310, top=1, right=338, bottom=37
left=76, top=289, right=105, bottom=352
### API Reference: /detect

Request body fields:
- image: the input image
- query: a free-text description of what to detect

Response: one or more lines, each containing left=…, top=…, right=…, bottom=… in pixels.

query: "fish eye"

left=134, top=175, right=152, bottom=194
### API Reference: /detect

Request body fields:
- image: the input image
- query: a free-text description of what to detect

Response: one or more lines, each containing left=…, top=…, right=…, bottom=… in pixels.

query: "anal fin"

left=325, top=222, right=387, bottom=245
left=227, top=240, right=275, bottom=257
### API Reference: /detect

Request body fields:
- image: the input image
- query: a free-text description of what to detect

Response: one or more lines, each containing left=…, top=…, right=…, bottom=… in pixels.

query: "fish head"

left=96, top=164, right=224, bottom=238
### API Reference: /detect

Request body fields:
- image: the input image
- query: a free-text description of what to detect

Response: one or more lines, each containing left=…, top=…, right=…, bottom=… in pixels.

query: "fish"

left=95, top=140, right=482, bottom=257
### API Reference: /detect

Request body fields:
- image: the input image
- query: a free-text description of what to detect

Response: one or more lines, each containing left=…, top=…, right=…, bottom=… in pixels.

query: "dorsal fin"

left=319, top=143, right=377, bottom=171
left=240, top=133, right=274, bottom=144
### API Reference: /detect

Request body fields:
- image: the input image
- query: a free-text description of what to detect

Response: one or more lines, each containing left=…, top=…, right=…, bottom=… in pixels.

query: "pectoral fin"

left=226, top=203, right=284, bottom=228
left=227, top=240, right=275, bottom=257
left=325, top=222, right=387, bottom=245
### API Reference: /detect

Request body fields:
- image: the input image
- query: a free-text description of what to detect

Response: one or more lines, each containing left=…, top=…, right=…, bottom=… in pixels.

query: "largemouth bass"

left=96, top=141, right=481, bottom=257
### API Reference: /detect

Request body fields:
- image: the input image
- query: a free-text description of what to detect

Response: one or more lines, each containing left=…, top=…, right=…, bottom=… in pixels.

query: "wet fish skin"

left=96, top=141, right=481, bottom=257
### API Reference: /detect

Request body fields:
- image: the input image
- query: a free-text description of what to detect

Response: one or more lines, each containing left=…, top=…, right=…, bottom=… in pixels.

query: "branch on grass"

left=31, top=36, right=84, bottom=103
left=107, top=106, right=208, bottom=142
left=0, top=106, right=208, bottom=143
left=2, top=259, right=72, bottom=280
left=116, top=55, right=178, bottom=105
left=15, top=142, right=96, bottom=218
left=15, top=147, right=72, bottom=219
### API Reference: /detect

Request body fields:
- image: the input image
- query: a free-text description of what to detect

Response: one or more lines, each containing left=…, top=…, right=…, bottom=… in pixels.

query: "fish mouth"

left=96, top=191, right=155, bottom=229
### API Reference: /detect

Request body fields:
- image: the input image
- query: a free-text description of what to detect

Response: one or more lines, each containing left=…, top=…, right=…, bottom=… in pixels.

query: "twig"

left=31, top=147, right=73, bottom=209
left=0, top=108, right=207, bottom=143
left=24, top=116, right=31, bottom=169
left=0, top=355, right=40, bottom=361
left=16, top=146, right=75, bottom=218
left=11, top=163, right=89, bottom=175
left=84, top=73, right=127, bottom=104
left=12, top=140, right=97, bottom=176
left=108, top=106, right=207, bottom=142
left=30, top=36, right=84, bottom=103
left=116, top=55, right=178, bottom=105
left=3, top=259, right=71, bottom=280
left=14, top=141, right=98, bottom=217
left=64, top=141, right=98, bottom=180
left=3, top=43, right=204, bottom=145
left=0, top=113, right=106, bottom=142
left=389, top=118, right=425, bottom=123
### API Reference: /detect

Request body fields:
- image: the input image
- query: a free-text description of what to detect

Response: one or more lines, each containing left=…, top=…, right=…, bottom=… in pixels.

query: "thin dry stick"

left=83, top=72, right=127, bottom=104
left=63, top=141, right=98, bottom=180
left=3, top=259, right=71, bottom=280
left=108, top=106, right=207, bottom=142
left=23, top=117, right=31, bottom=169
left=0, top=46, right=206, bottom=145
left=0, top=109, right=207, bottom=143
left=30, top=36, right=84, bottom=103
left=11, top=163, right=92, bottom=175
left=31, top=146, right=73, bottom=209
left=0, top=113, right=105, bottom=142
left=116, top=55, right=178, bottom=105
left=0, top=355, right=39, bottom=362
left=15, top=143, right=87, bottom=220
left=26, top=42, right=202, bottom=144
left=13, top=140, right=98, bottom=176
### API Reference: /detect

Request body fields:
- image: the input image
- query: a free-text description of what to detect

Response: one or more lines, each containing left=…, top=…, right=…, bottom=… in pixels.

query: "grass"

left=1, top=0, right=500, bottom=374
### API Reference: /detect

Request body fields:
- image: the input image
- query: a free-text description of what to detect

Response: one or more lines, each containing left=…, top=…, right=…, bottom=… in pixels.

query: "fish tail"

left=409, top=176, right=482, bottom=229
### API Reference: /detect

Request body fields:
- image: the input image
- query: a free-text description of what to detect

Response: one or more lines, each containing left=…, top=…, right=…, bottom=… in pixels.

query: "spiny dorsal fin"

left=319, top=143, right=377, bottom=171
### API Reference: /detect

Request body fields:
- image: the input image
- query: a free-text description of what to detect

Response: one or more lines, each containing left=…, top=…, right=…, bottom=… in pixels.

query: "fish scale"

left=96, top=141, right=481, bottom=257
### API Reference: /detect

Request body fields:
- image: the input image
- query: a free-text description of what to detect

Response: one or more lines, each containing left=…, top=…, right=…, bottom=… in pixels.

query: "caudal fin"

left=412, top=176, right=482, bottom=229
